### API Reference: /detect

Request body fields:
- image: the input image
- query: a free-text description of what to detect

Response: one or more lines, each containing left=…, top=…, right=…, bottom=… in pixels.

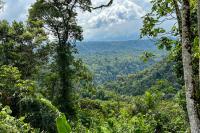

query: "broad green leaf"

left=56, top=114, right=71, bottom=133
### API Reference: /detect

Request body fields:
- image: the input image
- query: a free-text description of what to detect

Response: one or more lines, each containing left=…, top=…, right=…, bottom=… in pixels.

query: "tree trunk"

left=182, top=0, right=200, bottom=132
left=198, top=0, right=200, bottom=98
left=57, top=43, right=71, bottom=112
left=172, top=0, right=182, bottom=36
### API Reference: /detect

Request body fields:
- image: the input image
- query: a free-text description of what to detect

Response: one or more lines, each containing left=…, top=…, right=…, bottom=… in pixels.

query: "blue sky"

left=0, top=0, right=152, bottom=41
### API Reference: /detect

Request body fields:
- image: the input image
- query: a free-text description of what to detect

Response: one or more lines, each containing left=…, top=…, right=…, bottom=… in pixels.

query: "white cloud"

left=0, top=0, right=35, bottom=22
left=83, top=20, right=142, bottom=41
left=78, top=0, right=151, bottom=41
left=91, top=1, right=144, bottom=28
left=78, top=0, right=146, bottom=29
left=0, top=0, right=152, bottom=41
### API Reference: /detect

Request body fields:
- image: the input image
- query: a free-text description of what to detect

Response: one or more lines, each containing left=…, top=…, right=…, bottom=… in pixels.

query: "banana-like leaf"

left=56, top=114, right=71, bottom=133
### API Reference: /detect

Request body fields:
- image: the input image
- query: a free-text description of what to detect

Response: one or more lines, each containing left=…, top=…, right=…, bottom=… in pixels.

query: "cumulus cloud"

left=0, top=0, right=151, bottom=41
left=79, top=0, right=146, bottom=29
left=83, top=20, right=142, bottom=41
left=78, top=0, right=151, bottom=41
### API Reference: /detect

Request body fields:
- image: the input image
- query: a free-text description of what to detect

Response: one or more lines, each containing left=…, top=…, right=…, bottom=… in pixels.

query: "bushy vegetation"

left=77, top=40, right=166, bottom=84
left=0, top=43, right=189, bottom=132
left=72, top=82, right=189, bottom=132
left=0, top=106, right=36, bottom=133
left=104, top=59, right=181, bottom=96
left=1, top=0, right=198, bottom=132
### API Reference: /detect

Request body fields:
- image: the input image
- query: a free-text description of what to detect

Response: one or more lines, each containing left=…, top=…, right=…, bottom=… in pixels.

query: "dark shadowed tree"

left=0, top=20, right=48, bottom=79
left=29, top=0, right=113, bottom=115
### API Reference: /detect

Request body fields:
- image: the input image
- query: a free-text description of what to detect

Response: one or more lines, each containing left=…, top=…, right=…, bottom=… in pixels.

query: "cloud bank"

left=87, top=0, right=146, bottom=28
left=0, top=0, right=151, bottom=41
left=78, top=0, right=151, bottom=41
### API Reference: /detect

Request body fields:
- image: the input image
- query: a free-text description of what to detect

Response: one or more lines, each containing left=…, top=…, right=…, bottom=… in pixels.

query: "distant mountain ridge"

left=76, top=39, right=166, bottom=84
left=76, top=39, right=160, bottom=55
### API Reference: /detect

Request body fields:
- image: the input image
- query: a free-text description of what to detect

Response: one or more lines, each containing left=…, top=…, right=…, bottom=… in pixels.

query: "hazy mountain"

left=76, top=39, right=160, bottom=55
left=76, top=40, right=166, bottom=84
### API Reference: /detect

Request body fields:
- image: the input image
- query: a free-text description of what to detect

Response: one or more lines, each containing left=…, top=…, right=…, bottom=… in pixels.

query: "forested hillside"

left=104, top=59, right=181, bottom=96
left=1, top=0, right=200, bottom=132
left=77, top=40, right=166, bottom=84
left=77, top=40, right=159, bottom=54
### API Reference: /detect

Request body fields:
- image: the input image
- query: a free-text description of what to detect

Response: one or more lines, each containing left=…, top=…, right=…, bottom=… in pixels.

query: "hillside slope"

left=104, top=60, right=181, bottom=96
left=76, top=40, right=166, bottom=84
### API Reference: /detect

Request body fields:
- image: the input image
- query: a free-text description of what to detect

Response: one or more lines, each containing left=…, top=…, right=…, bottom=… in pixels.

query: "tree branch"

left=91, top=0, right=113, bottom=10
left=172, top=0, right=182, bottom=37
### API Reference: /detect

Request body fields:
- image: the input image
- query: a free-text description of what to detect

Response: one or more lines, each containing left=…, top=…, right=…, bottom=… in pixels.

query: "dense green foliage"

left=0, top=0, right=195, bottom=132
left=0, top=35, right=189, bottom=132
left=0, top=20, right=48, bottom=79
left=77, top=40, right=166, bottom=84
left=0, top=41, right=190, bottom=133
left=104, top=59, right=181, bottom=96
left=71, top=83, right=189, bottom=132
left=140, top=0, right=199, bottom=90
left=0, top=106, right=36, bottom=133
left=28, top=0, right=89, bottom=114
left=140, top=0, right=200, bottom=131
left=0, top=65, right=61, bottom=132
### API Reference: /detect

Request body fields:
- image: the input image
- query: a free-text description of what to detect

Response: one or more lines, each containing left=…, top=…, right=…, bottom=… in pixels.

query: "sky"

left=0, top=0, right=152, bottom=41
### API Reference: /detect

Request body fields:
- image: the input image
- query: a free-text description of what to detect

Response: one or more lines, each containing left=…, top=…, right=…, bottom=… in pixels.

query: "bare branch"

left=91, top=0, right=113, bottom=10
left=172, top=0, right=182, bottom=36
left=156, top=17, right=176, bottom=25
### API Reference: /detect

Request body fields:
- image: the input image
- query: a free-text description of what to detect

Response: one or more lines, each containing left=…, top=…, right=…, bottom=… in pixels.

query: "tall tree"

left=198, top=0, right=200, bottom=95
left=29, top=0, right=87, bottom=115
left=29, top=0, right=113, bottom=115
left=181, top=0, right=200, bottom=132
left=140, top=0, right=200, bottom=131
left=0, top=20, right=48, bottom=79
left=140, top=0, right=185, bottom=84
